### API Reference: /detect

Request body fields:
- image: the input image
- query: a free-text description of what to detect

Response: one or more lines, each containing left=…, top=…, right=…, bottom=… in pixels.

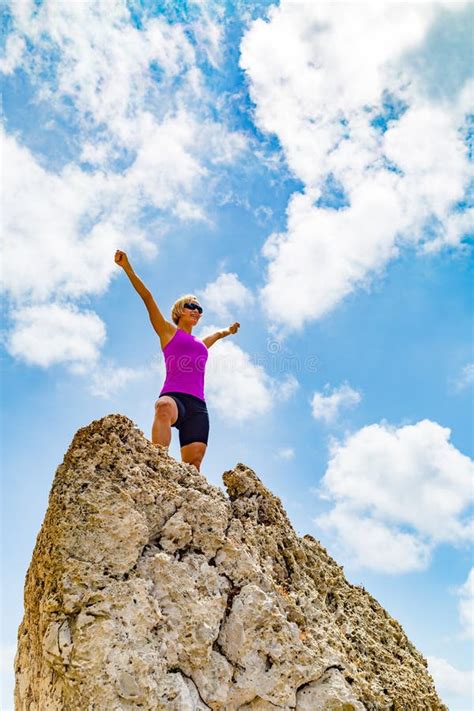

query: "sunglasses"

left=183, top=302, right=203, bottom=314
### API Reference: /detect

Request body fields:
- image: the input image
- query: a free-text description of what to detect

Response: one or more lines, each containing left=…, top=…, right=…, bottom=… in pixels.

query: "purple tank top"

left=160, top=328, right=209, bottom=401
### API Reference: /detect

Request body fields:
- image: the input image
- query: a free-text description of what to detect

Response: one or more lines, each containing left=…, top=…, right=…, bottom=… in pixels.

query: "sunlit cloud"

left=1, top=1, right=245, bottom=369
left=199, top=272, right=255, bottom=321
left=241, top=2, right=472, bottom=332
left=311, top=382, right=362, bottom=424
left=202, top=325, right=298, bottom=422
left=6, top=303, right=106, bottom=368
left=427, top=656, right=473, bottom=701
left=314, top=419, right=474, bottom=573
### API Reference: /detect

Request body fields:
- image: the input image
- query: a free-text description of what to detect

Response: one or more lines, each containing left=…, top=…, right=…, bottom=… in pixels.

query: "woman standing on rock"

left=114, top=250, right=240, bottom=471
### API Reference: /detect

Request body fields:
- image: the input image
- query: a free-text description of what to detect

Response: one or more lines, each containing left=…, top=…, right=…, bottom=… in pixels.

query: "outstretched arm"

left=114, top=250, right=174, bottom=342
left=203, top=322, right=240, bottom=349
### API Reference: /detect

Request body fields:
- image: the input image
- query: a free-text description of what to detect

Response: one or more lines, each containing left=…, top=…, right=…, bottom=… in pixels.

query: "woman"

left=114, top=250, right=240, bottom=471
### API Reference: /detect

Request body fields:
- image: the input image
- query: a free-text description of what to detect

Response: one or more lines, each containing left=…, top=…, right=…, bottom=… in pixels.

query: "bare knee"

left=155, top=399, right=176, bottom=424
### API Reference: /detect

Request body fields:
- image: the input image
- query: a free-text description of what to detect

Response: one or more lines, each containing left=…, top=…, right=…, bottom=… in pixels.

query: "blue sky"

left=1, top=1, right=473, bottom=709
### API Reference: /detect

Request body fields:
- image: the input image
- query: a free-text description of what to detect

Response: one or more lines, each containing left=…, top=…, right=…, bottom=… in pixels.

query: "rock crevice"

left=15, top=415, right=445, bottom=710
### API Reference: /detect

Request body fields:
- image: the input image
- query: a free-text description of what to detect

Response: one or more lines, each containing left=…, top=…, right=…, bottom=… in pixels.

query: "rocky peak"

left=15, top=414, right=445, bottom=710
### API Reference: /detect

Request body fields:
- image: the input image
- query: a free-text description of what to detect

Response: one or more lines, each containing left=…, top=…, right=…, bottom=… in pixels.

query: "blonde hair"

left=171, top=294, right=200, bottom=325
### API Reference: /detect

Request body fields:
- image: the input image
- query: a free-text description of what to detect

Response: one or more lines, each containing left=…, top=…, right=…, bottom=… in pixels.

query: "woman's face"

left=179, top=301, right=203, bottom=327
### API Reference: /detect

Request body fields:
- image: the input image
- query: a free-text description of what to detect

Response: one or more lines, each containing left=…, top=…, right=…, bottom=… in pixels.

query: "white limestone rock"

left=296, top=667, right=366, bottom=710
left=15, top=415, right=446, bottom=711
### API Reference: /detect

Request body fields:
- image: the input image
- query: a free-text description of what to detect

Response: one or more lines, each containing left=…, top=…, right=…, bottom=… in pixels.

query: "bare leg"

left=152, top=397, right=178, bottom=447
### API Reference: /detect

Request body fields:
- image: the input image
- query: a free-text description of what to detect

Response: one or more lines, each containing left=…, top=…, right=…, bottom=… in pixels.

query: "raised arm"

left=114, top=250, right=175, bottom=345
left=203, top=322, right=240, bottom=349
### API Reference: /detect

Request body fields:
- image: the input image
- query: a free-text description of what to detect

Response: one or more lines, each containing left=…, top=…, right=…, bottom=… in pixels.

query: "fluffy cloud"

left=0, top=33, right=25, bottom=74
left=6, top=303, right=106, bottom=367
left=202, top=326, right=298, bottom=421
left=2, top=113, right=244, bottom=303
left=2, top=129, right=151, bottom=365
left=2, top=1, right=245, bottom=368
left=315, top=420, right=473, bottom=573
left=5, top=1, right=198, bottom=141
left=4, top=1, right=245, bottom=176
left=1, top=130, right=146, bottom=303
left=241, top=2, right=472, bottom=332
left=311, top=382, right=362, bottom=424
left=457, top=568, right=474, bottom=639
left=199, top=272, right=255, bottom=321
left=427, top=656, right=473, bottom=700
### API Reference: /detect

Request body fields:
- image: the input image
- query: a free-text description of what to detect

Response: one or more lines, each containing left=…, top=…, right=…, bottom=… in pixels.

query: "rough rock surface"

left=15, top=415, right=445, bottom=710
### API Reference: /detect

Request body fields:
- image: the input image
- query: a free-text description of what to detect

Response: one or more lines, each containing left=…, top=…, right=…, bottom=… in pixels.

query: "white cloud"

left=1, top=114, right=243, bottom=305
left=317, top=506, right=431, bottom=574
left=4, top=1, right=245, bottom=178
left=315, top=420, right=474, bottom=573
left=311, top=382, right=362, bottom=424
left=260, top=177, right=404, bottom=331
left=199, top=272, right=255, bottom=321
left=202, top=326, right=297, bottom=422
left=1, top=130, right=147, bottom=303
left=383, top=104, right=469, bottom=216
left=205, top=339, right=272, bottom=421
left=427, top=656, right=473, bottom=700
left=457, top=568, right=474, bottom=639
left=2, top=2, right=246, bottom=369
left=240, top=2, right=472, bottom=332
left=2, top=128, right=156, bottom=368
left=7, top=1, right=197, bottom=141
left=6, top=304, right=106, bottom=368
left=0, top=32, right=25, bottom=74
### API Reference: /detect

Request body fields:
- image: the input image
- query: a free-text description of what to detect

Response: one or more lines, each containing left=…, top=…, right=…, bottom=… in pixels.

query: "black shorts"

left=160, top=392, right=209, bottom=447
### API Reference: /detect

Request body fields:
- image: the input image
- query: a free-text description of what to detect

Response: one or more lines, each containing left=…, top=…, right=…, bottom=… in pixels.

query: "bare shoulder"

left=160, top=324, right=178, bottom=350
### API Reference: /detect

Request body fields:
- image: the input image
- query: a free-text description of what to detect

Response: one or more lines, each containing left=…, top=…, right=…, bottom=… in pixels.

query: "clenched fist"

left=115, top=250, right=130, bottom=269
left=228, top=322, right=240, bottom=335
